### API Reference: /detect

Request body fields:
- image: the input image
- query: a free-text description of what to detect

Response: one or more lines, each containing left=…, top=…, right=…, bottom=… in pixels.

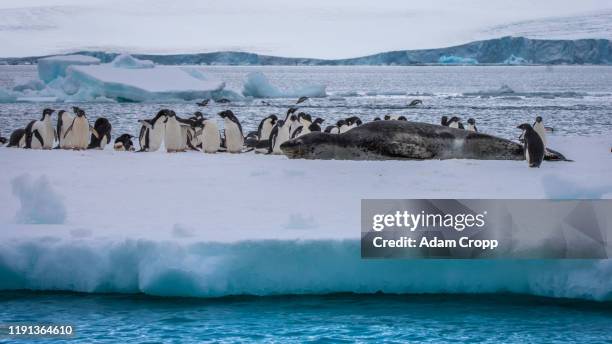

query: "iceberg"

left=504, top=54, right=529, bottom=65
left=25, top=54, right=241, bottom=102
left=37, top=55, right=101, bottom=83
left=0, top=88, right=17, bottom=102
left=242, top=72, right=326, bottom=98
left=438, top=55, right=478, bottom=65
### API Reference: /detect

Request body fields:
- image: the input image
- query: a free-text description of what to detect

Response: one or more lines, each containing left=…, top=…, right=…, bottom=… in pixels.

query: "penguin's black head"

left=42, top=108, right=55, bottom=116
left=337, top=119, right=346, bottom=127
left=75, top=108, right=86, bottom=117
left=374, top=117, right=381, bottom=121
left=441, top=116, right=448, bottom=121
left=58, top=110, right=66, bottom=115
left=290, top=114, right=298, bottom=122
left=397, top=116, right=407, bottom=121
left=535, top=116, right=543, bottom=123
left=517, top=123, right=532, bottom=131
left=287, top=107, right=297, bottom=116
left=468, top=118, right=475, bottom=125
left=314, top=117, right=324, bottom=125
left=193, top=111, right=204, bottom=119
left=218, top=110, right=234, bottom=119
left=384, top=115, right=391, bottom=120
left=449, top=116, right=460, bottom=122
left=276, top=119, right=285, bottom=127
left=269, top=114, right=278, bottom=122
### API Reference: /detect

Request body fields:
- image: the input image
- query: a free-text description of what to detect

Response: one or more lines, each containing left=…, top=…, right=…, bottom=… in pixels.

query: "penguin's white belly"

left=534, top=123, right=547, bottom=147
left=18, top=135, right=26, bottom=148
left=273, top=127, right=290, bottom=154
left=330, top=127, right=340, bottom=134
left=449, top=122, right=459, bottom=129
left=98, top=135, right=108, bottom=150
left=298, top=127, right=310, bottom=137
left=71, top=118, right=90, bottom=149
left=261, top=124, right=273, bottom=141
left=59, top=115, right=75, bottom=148
left=525, top=147, right=530, bottom=163
left=35, top=121, right=54, bottom=149
left=339, top=125, right=350, bottom=133
left=148, top=125, right=165, bottom=151
left=466, top=124, right=476, bottom=132
left=201, top=123, right=221, bottom=153
left=225, top=125, right=243, bottom=153
left=164, top=121, right=183, bottom=151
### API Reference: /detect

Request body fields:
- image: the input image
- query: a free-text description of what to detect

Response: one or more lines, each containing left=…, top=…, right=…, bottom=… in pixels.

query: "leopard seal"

left=280, top=120, right=569, bottom=161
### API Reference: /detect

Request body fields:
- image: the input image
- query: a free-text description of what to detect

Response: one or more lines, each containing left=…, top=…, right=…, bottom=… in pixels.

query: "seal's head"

left=280, top=132, right=338, bottom=159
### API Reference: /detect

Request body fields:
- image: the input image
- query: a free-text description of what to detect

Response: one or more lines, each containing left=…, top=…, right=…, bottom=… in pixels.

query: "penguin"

left=138, top=110, right=168, bottom=152
left=384, top=115, right=399, bottom=121
left=291, top=126, right=304, bottom=139
left=397, top=116, right=407, bottom=121
left=296, top=96, right=309, bottom=104
left=113, top=134, right=135, bottom=151
left=218, top=110, right=244, bottom=153
left=0, top=135, right=6, bottom=145
left=345, top=116, right=362, bottom=130
left=309, top=118, right=324, bottom=132
left=408, top=99, right=423, bottom=107
left=324, top=125, right=337, bottom=134
left=298, top=112, right=313, bottom=128
left=288, top=114, right=301, bottom=138
left=466, top=118, right=478, bottom=132
left=270, top=119, right=290, bottom=154
left=7, top=128, right=26, bottom=148
left=517, top=123, right=545, bottom=168
left=284, top=107, right=298, bottom=121
left=164, top=110, right=192, bottom=152
left=448, top=117, right=464, bottom=129
left=88, top=117, right=112, bottom=149
left=63, top=107, right=93, bottom=150
left=56, top=109, right=75, bottom=149
left=257, top=114, right=278, bottom=141
left=338, top=119, right=351, bottom=133
left=199, top=118, right=221, bottom=153
left=196, top=99, right=210, bottom=107
left=441, top=116, right=449, bottom=126
left=533, top=116, right=547, bottom=149
left=24, top=108, right=55, bottom=149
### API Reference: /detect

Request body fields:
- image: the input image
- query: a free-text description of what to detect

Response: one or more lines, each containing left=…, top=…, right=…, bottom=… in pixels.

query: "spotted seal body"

left=280, top=121, right=567, bottom=161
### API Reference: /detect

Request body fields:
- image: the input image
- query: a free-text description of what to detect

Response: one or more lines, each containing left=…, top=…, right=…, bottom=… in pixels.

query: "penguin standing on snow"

left=63, top=107, right=93, bottom=150
left=287, top=114, right=301, bottom=138
left=533, top=116, right=547, bottom=149
left=138, top=109, right=168, bottom=152
left=466, top=118, right=478, bottom=132
left=219, top=110, right=244, bottom=153
left=309, top=118, right=324, bottom=132
left=199, top=117, right=221, bottom=153
left=338, top=119, right=352, bottom=133
left=7, top=128, right=26, bottom=148
left=517, top=123, right=545, bottom=168
left=57, top=109, right=75, bottom=149
left=270, top=119, right=290, bottom=154
left=257, top=114, right=278, bottom=141
left=114, top=134, right=135, bottom=151
left=164, top=110, right=192, bottom=152
left=88, top=117, right=112, bottom=149
left=24, top=108, right=55, bottom=149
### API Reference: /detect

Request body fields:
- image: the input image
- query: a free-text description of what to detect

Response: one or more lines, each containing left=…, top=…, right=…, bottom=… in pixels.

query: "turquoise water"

left=1, top=292, right=611, bottom=343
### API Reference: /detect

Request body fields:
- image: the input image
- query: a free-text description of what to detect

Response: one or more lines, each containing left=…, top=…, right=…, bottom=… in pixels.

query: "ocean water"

left=1, top=292, right=611, bottom=343
left=1, top=65, right=612, bottom=140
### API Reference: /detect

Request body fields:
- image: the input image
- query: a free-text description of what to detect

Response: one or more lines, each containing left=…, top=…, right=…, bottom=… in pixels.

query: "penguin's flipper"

left=106, top=134, right=111, bottom=144
left=33, top=130, right=44, bottom=147
left=63, top=121, right=75, bottom=139
left=91, top=127, right=100, bottom=139
left=138, top=120, right=153, bottom=130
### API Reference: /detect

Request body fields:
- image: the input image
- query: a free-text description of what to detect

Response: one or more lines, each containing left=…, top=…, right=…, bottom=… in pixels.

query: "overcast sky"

left=0, top=0, right=611, bottom=58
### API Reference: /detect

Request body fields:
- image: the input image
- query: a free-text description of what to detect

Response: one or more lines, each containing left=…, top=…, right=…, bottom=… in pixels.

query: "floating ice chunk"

left=11, top=174, right=67, bottom=224
left=111, top=54, right=154, bottom=69
left=242, top=72, right=326, bottom=98
left=438, top=55, right=478, bottom=65
left=66, top=63, right=230, bottom=102
left=504, top=54, right=529, bottom=65
left=0, top=88, right=17, bottom=102
left=12, top=79, right=45, bottom=92
left=464, top=84, right=515, bottom=97
left=37, top=55, right=100, bottom=83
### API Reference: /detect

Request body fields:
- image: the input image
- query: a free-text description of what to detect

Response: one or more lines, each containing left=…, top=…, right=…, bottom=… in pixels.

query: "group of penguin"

left=3, top=107, right=113, bottom=151
left=0, top=99, right=551, bottom=168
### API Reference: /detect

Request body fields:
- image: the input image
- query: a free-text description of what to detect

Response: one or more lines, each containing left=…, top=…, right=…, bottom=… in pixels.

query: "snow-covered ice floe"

left=0, top=135, right=610, bottom=299
left=242, top=71, right=327, bottom=98
left=4, top=54, right=244, bottom=103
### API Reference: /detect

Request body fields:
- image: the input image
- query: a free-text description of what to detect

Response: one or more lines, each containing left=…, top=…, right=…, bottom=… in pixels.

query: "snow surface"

left=0, top=135, right=611, bottom=299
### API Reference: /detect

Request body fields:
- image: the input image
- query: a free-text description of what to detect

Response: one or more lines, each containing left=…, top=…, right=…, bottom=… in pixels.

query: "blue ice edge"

left=0, top=239, right=610, bottom=301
